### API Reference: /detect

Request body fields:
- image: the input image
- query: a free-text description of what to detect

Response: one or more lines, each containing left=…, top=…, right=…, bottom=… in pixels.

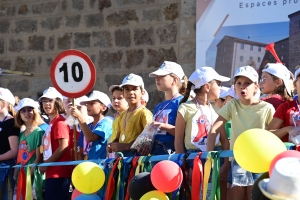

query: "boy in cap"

left=108, top=73, right=153, bottom=157
left=70, top=91, right=112, bottom=160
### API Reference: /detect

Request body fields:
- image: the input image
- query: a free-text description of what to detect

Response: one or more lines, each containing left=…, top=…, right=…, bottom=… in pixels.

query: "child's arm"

left=151, top=122, right=175, bottom=136
left=207, top=116, right=228, bottom=152
left=174, top=112, right=186, bottom=154
left=267, top=117, right=294, bottom=138
left=31, top=147, right=43, bottom=176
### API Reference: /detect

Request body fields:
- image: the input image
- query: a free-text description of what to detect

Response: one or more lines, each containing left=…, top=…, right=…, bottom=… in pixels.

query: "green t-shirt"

left=17, top=127, right=44, bottom=165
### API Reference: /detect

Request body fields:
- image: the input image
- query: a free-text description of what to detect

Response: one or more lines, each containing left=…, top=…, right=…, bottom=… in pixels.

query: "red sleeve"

left=265, top=97, right=284, bottom=110
left=52, top=121, right=70, bottom=140
left=273, top=101, right=287, bottom=120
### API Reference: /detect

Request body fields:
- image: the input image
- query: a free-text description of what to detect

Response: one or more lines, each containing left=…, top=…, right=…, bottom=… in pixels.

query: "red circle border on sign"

left=50, top=49, right=96, bottom=98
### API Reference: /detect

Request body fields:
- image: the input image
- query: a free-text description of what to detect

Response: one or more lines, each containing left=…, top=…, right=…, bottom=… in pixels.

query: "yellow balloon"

left=72, top=162, right=105, bottom=194
left=140, top=190, right=169, bottom=200
left=233, top=128, right=286, bottom=173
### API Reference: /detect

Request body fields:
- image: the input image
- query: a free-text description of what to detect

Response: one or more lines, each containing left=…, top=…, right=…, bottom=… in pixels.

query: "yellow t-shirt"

left=110, top=116, right=120, bottom=142
left=218, top=98, right=275, bottom=150
left=117, top=106, right=153, bottom=143
left=178, top=101, right=219, bottom=151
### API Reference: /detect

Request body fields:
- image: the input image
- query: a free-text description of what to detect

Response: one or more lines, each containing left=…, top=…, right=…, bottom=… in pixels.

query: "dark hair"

left=111, top=87, right=123, bottom=94
left=220, top=98, right=226, bottom=102
left=180, top=81, right=202, bottom=104
left=269, top=74, right=292, bottom=101
left=102, top=107, right=109, bottom=115
left=39, top=97, right=66, bottom=116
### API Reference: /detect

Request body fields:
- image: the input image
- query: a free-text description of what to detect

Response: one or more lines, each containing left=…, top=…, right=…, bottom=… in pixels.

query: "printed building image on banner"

left=196, top=0, right=300, bottom=84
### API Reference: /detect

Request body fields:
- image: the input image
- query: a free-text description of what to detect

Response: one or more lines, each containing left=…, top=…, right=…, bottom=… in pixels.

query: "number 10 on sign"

left=50, top=50, right=96, bottom=98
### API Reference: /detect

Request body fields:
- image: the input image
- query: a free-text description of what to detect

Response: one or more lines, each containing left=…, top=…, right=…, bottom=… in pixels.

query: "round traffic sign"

left=50, top=50, right=96, bottom=98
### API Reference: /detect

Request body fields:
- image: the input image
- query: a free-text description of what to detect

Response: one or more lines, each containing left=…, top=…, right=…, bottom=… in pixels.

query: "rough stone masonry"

left=0, top=0, right=196, bottom=111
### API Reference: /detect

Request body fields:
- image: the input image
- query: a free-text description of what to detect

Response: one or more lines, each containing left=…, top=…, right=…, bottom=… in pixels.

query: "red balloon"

left=269, top=150, right=300, bottom=176
left=150, top=160, right=183, bottom=193
left=72, top=189, right=82, bottom=200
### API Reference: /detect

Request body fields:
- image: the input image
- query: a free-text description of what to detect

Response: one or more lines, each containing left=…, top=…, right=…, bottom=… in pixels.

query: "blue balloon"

left=75, top=194, right=101, bottom=200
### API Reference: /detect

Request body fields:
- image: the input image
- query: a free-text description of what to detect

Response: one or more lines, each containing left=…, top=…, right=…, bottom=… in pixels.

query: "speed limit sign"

left=50, top=50, right=96, bottom=98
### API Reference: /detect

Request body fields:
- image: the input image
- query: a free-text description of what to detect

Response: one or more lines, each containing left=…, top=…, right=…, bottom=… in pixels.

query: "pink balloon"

left=72, top=189, right=82, bottom=200
left=150, top=160, right=183, bottom=193
left=269, top=150, right=300, bottom=176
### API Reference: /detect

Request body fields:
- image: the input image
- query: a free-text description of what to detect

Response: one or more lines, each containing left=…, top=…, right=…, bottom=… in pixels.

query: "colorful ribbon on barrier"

left=125, top=156, right=140, bottom=200
left=179, top=153, right=191, bottom=200
left=203, top=152, right=212, bottom=200
left=192, top=152, right=203, bottom=200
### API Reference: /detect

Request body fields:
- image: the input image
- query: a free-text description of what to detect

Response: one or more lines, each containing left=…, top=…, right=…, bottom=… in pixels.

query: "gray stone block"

left=41, top=17, right=62, bottom=30
left=84, top=13, right=104, bottom=28
left=125, top=49, right=144, bottom=69
left=106, top=10, right=138, bottom=26
left=182, top=0, right=196, bottom=17
left=116, top=0, right=145, bottom=5
left=99, top=50, right=123, bottom=70
left=0, top=59, right=11, bottom=69
left=46, top=58, right=53, bottom=67
left=74, top=32, right=91, bottom=48
left=147, top=90, right=164, bottom=111
left=146, top=0, right=156, bottom=4
left=9, top=38, right=25, bottom=53
left=92, top=31, right=112, bottom=48
left=18, top=5, right=29, bottom=15
left=90, top=55, right=96, bottom=63
left=157, top=23, right=177, bottom=44
left=0, top=6, right=5, bottom=16
left=90, top=0, right=96, bottom=8
left=0, top=20, right=10, bottom=34
left=179, top=40, right=195, bottom=60
left=0, top=39, right=3, bottom=54
left=147, top=47, right=177, bottom=68
left=32, top=2, right=59, bottom=15
left=163, top=3, right=178, bottom=21
left=66, top=15, right=81, bottom=28
left=98, top=0, right=112, bottom=11
left=32, top=78, right=53, bottom=98
left=61, top=0, right=68, bottom=11
left=15, top=56, right=35, bottom=72
left=104, top=73, right=126, bottom=87
left=72, top=0, right=84, bottom=11
left=7, top=79, right=29, bottom=93
left=58, top=33, right=72, bottom=50
left=7, top=6, right=15, bottom=16
left=28, top=35, right=45, bottom=51
left=49, top=35, right=55, bottom=50
left=115, top=29, right=131, bottom=47
left=15, top=19, right=37, bottom=34
left=134, top=27, right=154, bottom=46
left=142, top=9, right=161, bottom=21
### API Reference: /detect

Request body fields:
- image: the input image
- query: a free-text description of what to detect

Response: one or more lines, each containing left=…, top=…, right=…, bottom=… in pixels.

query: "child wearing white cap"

left=108, top=73, right=153, bottom=157
left=141, top=89, right=149, bottom=107
left=149, top=61, right=187, bottom=155
left=14, top=98, right=44, bottom=198
left=268, top=67, right=300, bottom=144
left=39, top=87, right=72, bottom=200
left=70, top=91, right=112, bottom=160
left=260, top=63, right=292, bottom=110
left=0, top=87, right=20, bottom=196
left=207, top=66, right=275, bottom=200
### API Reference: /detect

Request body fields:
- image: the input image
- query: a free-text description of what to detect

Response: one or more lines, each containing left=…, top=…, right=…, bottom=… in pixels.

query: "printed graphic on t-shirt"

left=292, top=111, right=300, bottom=127
left=17, top=140, right=35, bottom=165
left=83, top=137, right=92, bottom=155
left=153, top=109, right=172, bottom=135
left=42, top=124, right=52, bottom=160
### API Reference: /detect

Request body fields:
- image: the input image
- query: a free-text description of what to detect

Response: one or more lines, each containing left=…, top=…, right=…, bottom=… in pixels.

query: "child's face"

left=123, top=85, right=144, bottom=105
left=111, top=90, right=128, bottom=112
left=214, top=98, right=224, bottom=109
left=294, top=77, right=300, bottom=96
left=20, top=107, right=34, bottom=123
left=86, top=100, right=103, bottom=116
left=155, top=75, right=175, bottom=91
left=42, top=98, right=57, bottom=116
left=234, top=76, right=258, bottom=100
left=259, top=72, right=278, bottom=95
left=207, top=80, right=221, bottom=101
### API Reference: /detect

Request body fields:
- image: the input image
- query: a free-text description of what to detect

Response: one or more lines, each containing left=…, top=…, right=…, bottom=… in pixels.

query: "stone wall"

left=0, top=0, right=196, bottom=110
left=289, top=11, right=300, bottom=72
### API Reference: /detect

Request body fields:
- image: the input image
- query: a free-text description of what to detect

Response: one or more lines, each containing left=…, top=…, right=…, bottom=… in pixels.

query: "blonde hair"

left=170, top=73, right=188, bottom=95
left=0, top=99, right=16, bottom=118
left=15, top=108, right=42, bottom=128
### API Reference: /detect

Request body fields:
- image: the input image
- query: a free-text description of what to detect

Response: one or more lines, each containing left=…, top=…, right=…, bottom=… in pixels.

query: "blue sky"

left=206, top=22, right=290, bottom=67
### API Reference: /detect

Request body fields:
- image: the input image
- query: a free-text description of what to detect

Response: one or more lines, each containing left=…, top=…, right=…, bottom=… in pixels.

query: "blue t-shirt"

left=153, top=95, right=183, bottom=142
left=39, top=123, right=49, bottom=133
left=86, top=118, right=112, bottom=160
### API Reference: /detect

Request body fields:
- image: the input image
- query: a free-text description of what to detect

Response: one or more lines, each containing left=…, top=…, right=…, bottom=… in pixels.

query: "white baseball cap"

left=262, top=63, right=292, bottom=95
left=0, top=88, right=15, bottom=106
left=108, top=85, right=122, bottom=93
left=149, top=61, right=185, bottom=79
left=294, top=68, right=300, bottom=81
left=39, top=87, right=63, bottom=101
left=219, top=86, right=230, bottom=99
left=188, top=67, right=230, bottom=89
left=119, top=73, right=144, bottom=89
left=16, top=98, right=38, bottom=111
left=68, top=96, right=89, bottom=107
left=225, top=85, right=239, bottom=99
left=142, top=89, right=149, bottom=102
left=80, top=91, right=111, bottom=109
left=234, top=66, right=259, bottom=83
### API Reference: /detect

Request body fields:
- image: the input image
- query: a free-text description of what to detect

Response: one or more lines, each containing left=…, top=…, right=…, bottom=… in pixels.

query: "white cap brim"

left=149, top=69, right=170, bottom=78
left=119, top=83, right=143, bottom=88
left=215, top=75, right=230, bottom=82
left=109, top=85, right=121, bottom=92
left=258, top=179, right=288, bottom=200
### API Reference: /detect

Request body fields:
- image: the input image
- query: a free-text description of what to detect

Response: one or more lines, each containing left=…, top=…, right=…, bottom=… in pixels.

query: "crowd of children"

left=0, top=60, right=299, bottom=200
